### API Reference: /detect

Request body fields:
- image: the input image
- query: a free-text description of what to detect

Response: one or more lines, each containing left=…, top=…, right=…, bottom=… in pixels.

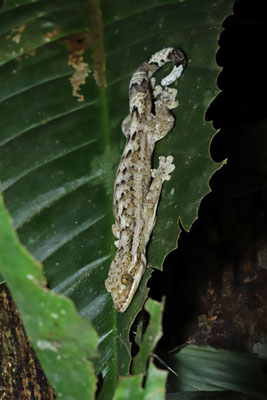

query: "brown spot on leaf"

left=44, top=29, right=61, bottom=41
left=10, top=24, right=26, bottom=44
left=66, top=34, right=91, bottom=102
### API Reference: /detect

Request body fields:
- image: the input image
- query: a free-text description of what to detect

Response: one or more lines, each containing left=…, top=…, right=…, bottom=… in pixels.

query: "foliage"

left=0, top=0, right=233, bottom=398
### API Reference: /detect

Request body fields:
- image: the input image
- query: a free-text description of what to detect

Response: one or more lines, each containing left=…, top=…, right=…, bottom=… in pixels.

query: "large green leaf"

left=0, top=0, right=233, bottom=398
left=0, top=193, right=98, bottom=399
left=166, top=345, right=267, bottom=400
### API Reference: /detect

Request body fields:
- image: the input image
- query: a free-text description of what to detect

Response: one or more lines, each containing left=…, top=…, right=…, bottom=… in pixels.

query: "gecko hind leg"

left=151, top=88, right=178, bottom=142
left=156, top=87, right=178, bottom=110
left=152, top=84, right=163, bottom=99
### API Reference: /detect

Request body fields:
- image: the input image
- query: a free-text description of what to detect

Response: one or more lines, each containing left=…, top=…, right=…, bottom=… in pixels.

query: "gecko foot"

left=160, top=87, right=178, bottom=110
left=153, top=84, right=163, bottom=98
left=152, top=155, right=175, bottom=181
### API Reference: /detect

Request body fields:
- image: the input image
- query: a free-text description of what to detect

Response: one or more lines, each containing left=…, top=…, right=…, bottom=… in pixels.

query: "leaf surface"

left=0, top=193, right=98, bottom=399
left=132, top=298, right=163, bottom=375
left=0, top=1, right=233, bottom=398
left=167, top=345, right=267, bottom=400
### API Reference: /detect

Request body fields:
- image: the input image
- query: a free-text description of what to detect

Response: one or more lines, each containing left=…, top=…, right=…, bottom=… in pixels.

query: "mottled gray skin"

left=105, top=48, right=186, bottom=312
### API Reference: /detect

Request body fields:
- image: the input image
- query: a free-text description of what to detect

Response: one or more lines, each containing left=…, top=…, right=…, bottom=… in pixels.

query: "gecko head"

left=105, top=253, right=146, bottom=313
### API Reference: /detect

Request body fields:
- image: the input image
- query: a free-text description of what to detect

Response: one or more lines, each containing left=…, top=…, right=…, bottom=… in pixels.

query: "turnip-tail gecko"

left=105, top=47, right=186, bottom=312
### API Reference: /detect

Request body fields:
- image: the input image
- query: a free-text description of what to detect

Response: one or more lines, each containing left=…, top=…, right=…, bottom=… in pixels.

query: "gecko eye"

left=121, top=273, right=134, bottom=286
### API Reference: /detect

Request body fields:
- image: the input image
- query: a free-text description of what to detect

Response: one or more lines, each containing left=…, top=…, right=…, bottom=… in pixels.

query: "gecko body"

left=105, top=48, right=186, bottom=312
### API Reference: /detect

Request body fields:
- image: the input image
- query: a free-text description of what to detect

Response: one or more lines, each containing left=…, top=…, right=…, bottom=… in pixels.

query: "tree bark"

left=0, top=284, right=56, bottom=400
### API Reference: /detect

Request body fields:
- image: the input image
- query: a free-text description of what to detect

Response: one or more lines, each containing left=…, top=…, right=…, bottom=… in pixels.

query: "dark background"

left=149, top=0, right=267, bottom=353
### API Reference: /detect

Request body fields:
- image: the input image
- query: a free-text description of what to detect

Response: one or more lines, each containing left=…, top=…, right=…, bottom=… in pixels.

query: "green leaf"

left=114, top=374, right=144, bottom=400
left=0, top=192, right=98, bottom=399
left=113, top=299, right=167, bottom=399
left=166, top=345, right=267, bottom=400
left=132, top=298, right=164, bottom=375
left=145, top=362, right=168, bottom=400
left=113, top=361, right=168, bottom=400
left=0, top=1, right=233, bottom=398
left=166, top=392, right=251, bottom=399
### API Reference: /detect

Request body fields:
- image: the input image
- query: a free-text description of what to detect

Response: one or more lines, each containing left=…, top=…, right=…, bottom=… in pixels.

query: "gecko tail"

left=129, top=48, right=186, bottom=115
left=130, top=47, right=186, bottom=88
left=149, top=47, right=187, bottom=83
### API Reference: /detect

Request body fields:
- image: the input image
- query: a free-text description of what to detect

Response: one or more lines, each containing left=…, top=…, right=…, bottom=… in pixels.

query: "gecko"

left=105, top=47, right=187, bottom=312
